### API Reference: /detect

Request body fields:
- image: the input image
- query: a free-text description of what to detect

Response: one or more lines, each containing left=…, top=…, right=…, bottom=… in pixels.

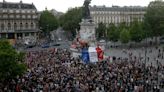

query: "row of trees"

left=39, top=7, right=83, bottom=39
left=59, top=7, right=83, bottom=38
left=96, top=0, right=164, bottom=44
left=96, top=20, right=144, bottom=44
left=39, top=0, right=164, bottom=42
left=39, top=9, right=145, bottom=43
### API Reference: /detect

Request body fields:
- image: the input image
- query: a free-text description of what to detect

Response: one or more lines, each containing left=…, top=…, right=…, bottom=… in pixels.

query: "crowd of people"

left=0, top=47, right=164, bottom=92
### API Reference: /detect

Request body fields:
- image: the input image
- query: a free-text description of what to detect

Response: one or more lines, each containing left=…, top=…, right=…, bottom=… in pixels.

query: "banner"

left=89, top=47, right=98, bottom=63
left=81, top=48, right=89, bottom=64
left=81, top=46, right=104, bottom=64
left=96, top=46, right=104, bottom=60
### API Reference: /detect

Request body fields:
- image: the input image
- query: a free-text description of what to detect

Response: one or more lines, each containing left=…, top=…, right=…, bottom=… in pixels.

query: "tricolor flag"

left=81, top=46, right=104, bottom=63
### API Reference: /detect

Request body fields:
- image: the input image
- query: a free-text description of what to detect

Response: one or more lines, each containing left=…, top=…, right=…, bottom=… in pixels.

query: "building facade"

left=0, top=0, right=39, bottom=40
left=50, top=9, right=63, bottom=18
left=90, top=5, right=146, bottom=25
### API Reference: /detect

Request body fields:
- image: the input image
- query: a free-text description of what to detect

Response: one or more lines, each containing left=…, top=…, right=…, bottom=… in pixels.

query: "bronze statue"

left=83, top=0, right=91, bottom=19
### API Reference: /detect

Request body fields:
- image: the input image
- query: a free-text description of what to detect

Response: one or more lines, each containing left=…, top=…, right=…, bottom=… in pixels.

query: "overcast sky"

left=1, top=0, right=156, bottom=12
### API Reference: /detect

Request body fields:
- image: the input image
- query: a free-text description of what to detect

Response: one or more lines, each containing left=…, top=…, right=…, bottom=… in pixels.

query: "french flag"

left=81, top=46, right=104, bottom=63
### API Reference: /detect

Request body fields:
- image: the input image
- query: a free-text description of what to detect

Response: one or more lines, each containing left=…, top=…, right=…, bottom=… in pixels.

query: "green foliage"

left=0, top=40, right=26, bottom=82
left=143, top=19, right=154, bottom=38
left=17, top=52, right=26, bottom=63
left=59, top=7, right=83, bottom=38
left=129, top=20, right=144, bottom=42
left=107, top=23, right=119, bottom=42
left=96, top=22, right=106, bottom=40
left=118, top=22, right=128, bottom=30
left=39, top=10, right=59, bottom=33
left=120, top=28, right=131, bottom=44
left=144, top=0, right=164, bottom=36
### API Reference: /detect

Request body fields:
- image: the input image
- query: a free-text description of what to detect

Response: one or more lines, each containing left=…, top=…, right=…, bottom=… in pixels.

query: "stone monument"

left=79, top=0, right=96, bottom=46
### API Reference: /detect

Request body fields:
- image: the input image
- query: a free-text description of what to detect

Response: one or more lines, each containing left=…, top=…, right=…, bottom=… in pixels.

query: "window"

left=10, top=15, right=14, bottom=18
left=3, top=15, right=7, bottom=18
left=27, top=15, right=31, bottom=18
left=1, top=24, right=4, bottom=30
left=20, top=23, right=23, bottom=29
left=32, top=10, right=36, bottom=13
left=16, top=15, right=20, bottom=18
left=25, top=33, right=29, bottom=36
left=21, top=10, right=25, bottom=13
left=31, top=32, right=34, bottom=36
left=90, top=12, right=94, bottom=14
left=32, top=15, right=36, bottom=19
left=16, top=10, right=19, bottom=13
left=14, top=23, right=17, bottom=30
left=25, top=23, right=28, bottom=29
left=22, top=15, right=26, bottom=19
left=3, top=10, right=7, bottom=13
left=27, top=10, right=31, bottom=13
left=31, top=23, right=34, bottom=29
left=9, top=10, right=13, bottom=13
left=8, top=23, right=11, bottom=30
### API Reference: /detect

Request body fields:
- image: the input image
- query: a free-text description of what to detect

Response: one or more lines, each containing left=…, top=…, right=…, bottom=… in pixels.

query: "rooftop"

left=90, top=5, right=146, bottom=12
left=0, top=1, right=36, bottom=10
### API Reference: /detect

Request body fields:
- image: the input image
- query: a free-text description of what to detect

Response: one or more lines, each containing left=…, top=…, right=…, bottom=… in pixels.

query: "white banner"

left=88, top=47, right=98, bottom=63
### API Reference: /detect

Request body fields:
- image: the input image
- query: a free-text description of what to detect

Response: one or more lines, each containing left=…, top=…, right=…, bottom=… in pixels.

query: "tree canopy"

left=59, top=7, right=83, bottom=38
left=0, top=40, right=26, bottom=83
left=39, top=10, right=59, bottom=33
left=120, top=28, right=131, bottom=44
left=129, top=20, right=144, bottom=42
left=96, top=22, right=106, bottom=40
left=144, top=0, right=164, bottom=37
left=107, top=23, right=119, bottom=42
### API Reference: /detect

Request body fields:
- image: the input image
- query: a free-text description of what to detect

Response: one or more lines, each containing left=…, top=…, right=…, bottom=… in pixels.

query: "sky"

left=1, top=0, right=156, bottom=12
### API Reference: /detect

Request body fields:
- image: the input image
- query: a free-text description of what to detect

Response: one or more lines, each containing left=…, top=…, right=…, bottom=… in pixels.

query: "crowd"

left=0, top=47, right=164, bottom=92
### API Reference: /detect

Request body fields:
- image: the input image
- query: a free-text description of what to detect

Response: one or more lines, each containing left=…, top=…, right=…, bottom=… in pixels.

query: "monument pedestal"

left=79, top=19, right=96, bottom=46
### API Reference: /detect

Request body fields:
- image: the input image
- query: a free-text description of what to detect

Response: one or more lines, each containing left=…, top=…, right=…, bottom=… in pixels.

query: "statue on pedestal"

left=83, top=0, right=91, bottom=19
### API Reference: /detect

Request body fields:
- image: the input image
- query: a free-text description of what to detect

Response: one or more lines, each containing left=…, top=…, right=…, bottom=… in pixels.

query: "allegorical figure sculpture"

left=83, top=0, right=91, bottom=19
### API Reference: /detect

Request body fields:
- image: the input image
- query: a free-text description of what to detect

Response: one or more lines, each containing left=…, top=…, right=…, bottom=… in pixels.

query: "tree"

left=118, top=22, right=128, bottom=31
left=144, top=0, right=164, bottom=37
left=0, top=40, right=26, bottom=83
left=143, top=19, right=153, bottom=38
left=96, top=22, right=106, bottom=40
left=59, top=7, right=83, bottom=39
left=107, top=23, right=119, bottom=42
left=39, top=10, right=59, bottom=36
left=129, top=20, right=144, bottom=42
left=120, top=28, right=131, bottom=44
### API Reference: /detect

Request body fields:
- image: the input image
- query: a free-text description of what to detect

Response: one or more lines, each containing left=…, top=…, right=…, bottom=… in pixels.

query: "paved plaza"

left=105, top=45, right=164, bottom=67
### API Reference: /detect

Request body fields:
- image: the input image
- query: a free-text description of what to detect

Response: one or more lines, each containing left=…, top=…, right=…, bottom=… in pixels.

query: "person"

left=1, top=47, right=163, bottom=92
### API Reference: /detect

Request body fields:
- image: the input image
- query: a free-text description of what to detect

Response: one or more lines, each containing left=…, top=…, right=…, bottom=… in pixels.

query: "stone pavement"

left=104, top=46, right=164, bottom=67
